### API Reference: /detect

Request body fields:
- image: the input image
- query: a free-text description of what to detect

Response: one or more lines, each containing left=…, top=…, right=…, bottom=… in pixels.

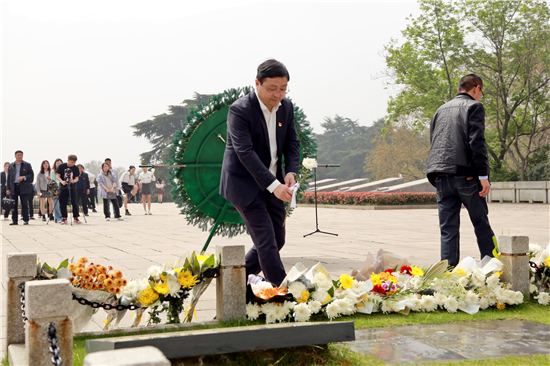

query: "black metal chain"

left=72, top=294, right=142, bottom=311
left=198, top=267, right=220, bottom=281
left=48, top=323, right=62, bottom=366
left=18, top=282, right=28, bottom=327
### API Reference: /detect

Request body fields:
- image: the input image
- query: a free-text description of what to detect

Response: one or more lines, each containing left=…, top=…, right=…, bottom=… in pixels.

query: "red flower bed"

left=298, top=191, right=437, bottom=206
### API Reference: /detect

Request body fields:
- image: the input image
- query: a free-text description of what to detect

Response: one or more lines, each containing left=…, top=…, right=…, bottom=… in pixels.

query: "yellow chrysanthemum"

left=496, top=302, right=506, bottom=310
left=173, top=267, right=182, bottom=273
left=544, top=256, right=550, bottom=267
left=339, top=274, right=355, bottom=289
left=137, top=286, right=159, bottom=306
left=379, top=272, right=398, bottom=283
left=297, top=290, right=310, bottom=304
left=455, top=268, right=467, bottom=276
left=370, top=273, right=381, bottom=286
left=411, top=266, right=424, bottom=276
left=178, top=270, right=198, bottom=288
left=155, top=282, right=169, bottom=294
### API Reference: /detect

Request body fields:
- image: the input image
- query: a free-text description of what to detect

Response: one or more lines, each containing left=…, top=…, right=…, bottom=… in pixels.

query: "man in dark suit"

left=220, top=59, right=301, bottom=286
left=77, top=164, right=90, bottom=216
left=1, top=162, right=11, bottom=220
left=6, top=150, right=34, bottom=225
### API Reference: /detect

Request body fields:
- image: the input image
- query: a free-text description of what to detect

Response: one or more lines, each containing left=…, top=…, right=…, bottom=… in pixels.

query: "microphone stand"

left=304, top=165, right=339, bottom=237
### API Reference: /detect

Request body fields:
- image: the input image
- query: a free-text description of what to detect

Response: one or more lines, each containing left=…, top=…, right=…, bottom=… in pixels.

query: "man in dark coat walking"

left=6, top=150, right=34, bottom=225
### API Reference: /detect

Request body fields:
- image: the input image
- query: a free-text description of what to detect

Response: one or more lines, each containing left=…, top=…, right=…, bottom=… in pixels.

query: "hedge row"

left=298, top=191, right=437, bottom=205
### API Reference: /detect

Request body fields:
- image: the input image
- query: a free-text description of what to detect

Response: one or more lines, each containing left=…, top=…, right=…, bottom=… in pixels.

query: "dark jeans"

left=11, top=184, right=29, bottom=223
left=77, top=190, right=89, bottom=215
left=27, top=193, right=34, bottom=218
left=103, top=198, right=121, bottom=218
left=88, top=187, right=96, bottom=209
left=435, top=174, right=495, bottom=267
left=59, top=187, right=79, bottom=219
left=233, top=190, right=286, bottom=286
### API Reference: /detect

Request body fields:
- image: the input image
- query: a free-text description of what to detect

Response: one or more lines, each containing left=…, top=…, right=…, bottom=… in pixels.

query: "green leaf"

left=59, top=259, right=69, bottom=268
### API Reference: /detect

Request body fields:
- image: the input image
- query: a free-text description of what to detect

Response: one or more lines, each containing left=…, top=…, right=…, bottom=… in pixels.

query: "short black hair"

left=256, top=59, right=290, bottom=84
left=129, top=165, right=135, bottom=170
left=458, top=74, right=483, bottom=93
left=14, top=150, right=23, bottom=155
left=77, top=164, right=84, bottom=168
left=105, top=158, right=111, bottom=162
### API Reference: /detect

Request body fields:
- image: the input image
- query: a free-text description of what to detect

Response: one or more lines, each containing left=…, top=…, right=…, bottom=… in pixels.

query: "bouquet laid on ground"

left=529, top=243, right=550, bottom=305
left=283, top=157, right=317, bottom=226
left=245, top=250, right=528, bottom=324
left=38, top=252, right=219, bottom=330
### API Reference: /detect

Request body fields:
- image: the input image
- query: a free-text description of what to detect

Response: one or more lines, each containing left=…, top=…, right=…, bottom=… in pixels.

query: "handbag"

left=2, top=196, right=15, bottom=211
left=105, top=174, right=117, bottom=200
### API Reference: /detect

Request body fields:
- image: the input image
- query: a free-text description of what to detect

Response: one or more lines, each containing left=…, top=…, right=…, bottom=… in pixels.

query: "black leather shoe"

left=23, top=221, right=29, bottom=225
left=92, top=209, right=97, bottom=213
left=85, top=214, right=89, bottom=216
left=9, top=222, right=18, bottom=225
left=29, top=217, right=35, bottom=220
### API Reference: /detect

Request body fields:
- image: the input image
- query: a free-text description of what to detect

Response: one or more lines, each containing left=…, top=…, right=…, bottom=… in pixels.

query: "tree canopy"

left=383, top=0, right=550, bottom=181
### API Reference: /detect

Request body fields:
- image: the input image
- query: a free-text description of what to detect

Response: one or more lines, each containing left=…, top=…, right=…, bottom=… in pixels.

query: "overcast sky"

left=2, top=0, right=420, bottom=174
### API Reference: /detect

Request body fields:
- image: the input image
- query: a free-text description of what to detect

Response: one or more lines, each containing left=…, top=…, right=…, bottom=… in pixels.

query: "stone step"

left=86, top=321, right=355, bottom=359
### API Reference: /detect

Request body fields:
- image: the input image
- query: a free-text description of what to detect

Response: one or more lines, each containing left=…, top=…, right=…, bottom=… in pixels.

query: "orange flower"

left=78, top=257, right=88, bottom=264
left=97, top=274, right=106, bottom=282
left=77, top=263, right=85, bottom=269
left=98, top=266, right=107, bottom=274
left=121, top=278, right=128, bottom=286
left=71, top=278, right=80, bottom=286
left=107, top=286, right=117, bottom=294
left=97, top=283, right=106, bottom=290
left=104, top=278, right=114, bottom=287
left=108, top=266, right=113, bottom=271
left=86, top=265, right=96, bottom=275
left=82, top=274, right=92, bottom=282
left=68, top=263, right=76, bottom=271
left=114, top=287, right=121, bottom=294
left=258, top=287, right=287, bottom=300
left=75, top=268, right=86, bottom=276
left=114, top=270, right=123, bottom=279
left=115, top=278, right=124, bottom=287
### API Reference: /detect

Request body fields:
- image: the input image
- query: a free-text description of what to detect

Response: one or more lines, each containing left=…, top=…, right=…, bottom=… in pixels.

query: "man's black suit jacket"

left=78, top=172, right=91, bottom=192
left=7, top=160, right=34, bottom=195
left=1, top=171, right=6, bottom=196
left=220, top=91, right=301, bottom=207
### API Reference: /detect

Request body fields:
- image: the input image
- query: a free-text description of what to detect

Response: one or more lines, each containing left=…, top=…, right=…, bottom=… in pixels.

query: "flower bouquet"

left=529, top=243, right=550, bottom=305
left=182, top=252, right=218, bottom=323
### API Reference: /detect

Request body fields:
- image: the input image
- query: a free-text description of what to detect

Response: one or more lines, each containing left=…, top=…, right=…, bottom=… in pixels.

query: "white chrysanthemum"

left=302, top=157, right=318, bottom=170
left=404, top=296, right=421, bottom=312
left=420, top=295, right=437, bottom=312
left=312, top=290, right=330, bottom=304
left=293, top=303, right=312, bottom=322
left=265, top=313, right=277, bottom=324
left=479, top=297, right=490, bottom=309
left=530, top=284, right=538, bottom=293
left=351, top=281, right=367, bottom=295
left=288, top=281, right=307, bottom=298
left=261, top=303, right=277, bottom=317
left=381, top=300, right=393, bottom=314
left=444, top=296, right=459, bottom=313
left=308, top=300, right=322, bottom=314
left=465, top=290, right=479, bottom=305
left=274, top=304, right=289, bottom=322
left=535, top=292, right=550, bottom=306
left=138, top=278, right=150, bottom=292
left=313, top=273, right=333, bottom=291
left=511, top=291, right=524, bottom=305
left=326, top=302, right=340, bottom=320
left=166, top=274, right=182, bottom=297
left=120, top=279, right=139, bottom=299
left=410, top=276, right=424, bottom=289
left=493, top=287, right=507, bottom=302
left=246, top=303, right=261, bottom=321
left=529, top=243, right=542, bottom=254
left=337, top=298, right=356, bottom=316
left=147, top=265, right=163, bottom=281
left=486, top=274, right=500, bottom=289
left=458, top=276, right=469, bottom=288
left=434, top=292, right=447, bottom=306
left=431, top=278, right=444, bottom=292
left=282, top=300, right=295, bottom=313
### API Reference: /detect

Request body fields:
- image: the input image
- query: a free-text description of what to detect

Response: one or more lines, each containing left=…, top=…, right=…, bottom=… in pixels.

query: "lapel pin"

left=278, top=122, right=282, bottom=127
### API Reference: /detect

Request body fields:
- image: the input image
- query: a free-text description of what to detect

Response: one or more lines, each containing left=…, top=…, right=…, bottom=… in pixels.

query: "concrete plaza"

left=1, top=202, right=549, bottom=359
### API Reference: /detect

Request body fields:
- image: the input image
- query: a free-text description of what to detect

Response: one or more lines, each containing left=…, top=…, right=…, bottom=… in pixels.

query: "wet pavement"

left=348, top=320, right=550, bottom=364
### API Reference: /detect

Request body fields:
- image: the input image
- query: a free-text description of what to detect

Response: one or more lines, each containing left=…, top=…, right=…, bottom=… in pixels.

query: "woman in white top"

left=119, top=165, right=136, bottom=216
left=36, top=160, right=54, bottom=222
left=156, top=177, right=165, bottom=204
left=51, top=158, right=63, bottom=223
left=138, top=167, right=155, bottom=215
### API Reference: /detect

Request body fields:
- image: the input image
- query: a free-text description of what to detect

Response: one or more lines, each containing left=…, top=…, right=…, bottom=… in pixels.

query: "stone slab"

left=515, top=181, right=548, bottom=189
left=491, top=182, right=516, bottom=189
left=86, top=322, right=355, bottom=359
left=488, top=189, right=516, bottom=203
left=317, top=179, right=370, bottom=192
left=25, top=279, right=72, bottom=319
left=7, top=343, right=26, bottom=366
left=216, top=267, right=246, bottom=321
left=84, top=346, right=170, bottom=366
left=7, top=252, right=37, bottom=278
left=518, top=189, right=547, bottom=203
left=215, top=244, right=245, bottom=267
left=499, top=235, right=529, bottom=254
left=346, top=177, right=405, bottom=192
left=348, top=320, right=550, bottom=364
left=385, top=178, right=436, bottom=193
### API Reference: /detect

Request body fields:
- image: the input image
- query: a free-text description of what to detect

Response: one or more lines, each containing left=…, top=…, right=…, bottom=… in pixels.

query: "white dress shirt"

left=255, top=91, right=281, bottom=193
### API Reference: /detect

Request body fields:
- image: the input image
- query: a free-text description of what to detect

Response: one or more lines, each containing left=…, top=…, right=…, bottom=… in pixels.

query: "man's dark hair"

left=68, top=154, right=78, bottom=162
left=256, top=59, right=290, bottom=84
left=458, top=74, right=483, bottom=93
left=14, top=150, right=23, bottom=155
left=129, top=165, right=135, bottom=171
left=105, top=158, right=111, bottom=162
left=77, top=164, right=84, bottom=168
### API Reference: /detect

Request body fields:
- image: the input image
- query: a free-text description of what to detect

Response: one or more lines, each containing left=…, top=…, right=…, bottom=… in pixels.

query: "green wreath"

left=168, top=87, right=317, bottom=245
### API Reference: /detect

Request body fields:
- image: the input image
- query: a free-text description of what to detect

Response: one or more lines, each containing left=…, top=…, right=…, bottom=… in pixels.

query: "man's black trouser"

left=11, top=184, right=29, bottom=223
left=59, top=187, right=79, bottom=219
left=77, top=189, right=89, bottom=215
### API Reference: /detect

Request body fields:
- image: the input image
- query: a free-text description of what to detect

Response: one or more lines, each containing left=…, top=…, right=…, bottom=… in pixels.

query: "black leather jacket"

left=427, top=93, right=490, bottom=187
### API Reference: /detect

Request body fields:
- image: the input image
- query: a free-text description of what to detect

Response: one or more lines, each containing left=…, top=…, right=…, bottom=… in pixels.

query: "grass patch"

left=67, top=302, right=548, bottom=365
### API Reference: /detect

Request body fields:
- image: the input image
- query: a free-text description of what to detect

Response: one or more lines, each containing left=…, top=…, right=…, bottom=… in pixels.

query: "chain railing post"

left=215, top=244, right=246, bottom=321
left=6, top=253, right=37, bottom=351
left=25, top=279, right=73, bottom=366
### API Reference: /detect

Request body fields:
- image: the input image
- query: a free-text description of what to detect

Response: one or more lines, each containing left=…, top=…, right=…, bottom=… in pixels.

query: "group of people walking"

left=1, top=152, right=166, bottom=225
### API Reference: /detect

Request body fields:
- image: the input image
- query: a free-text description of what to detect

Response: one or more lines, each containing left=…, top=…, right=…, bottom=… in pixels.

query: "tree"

left=364, top=123, right=430, bottom=181
left=315, top=116, right=384, bottom=181
left=132, top=93, right=212, bottom=201
left=383, top=0, right=550, bottom=180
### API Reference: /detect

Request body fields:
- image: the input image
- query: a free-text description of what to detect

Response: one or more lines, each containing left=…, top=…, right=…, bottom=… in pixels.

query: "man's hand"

left=274, top=184, right=293, bottom=202
left=6, top=190, right=11, bottom=195
left=479, top=179, right=491, bottom=197
left=86, top=189, right=90, bottom=194
left=18, top=176, right=24, bottom=182
left=284, top=173, right=296, bottom=187
left=61, top=181, right=68, bottom=186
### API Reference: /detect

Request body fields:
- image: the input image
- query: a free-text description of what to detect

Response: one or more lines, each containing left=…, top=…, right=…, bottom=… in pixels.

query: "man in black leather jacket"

left=427, top=74, right=495, bottom=267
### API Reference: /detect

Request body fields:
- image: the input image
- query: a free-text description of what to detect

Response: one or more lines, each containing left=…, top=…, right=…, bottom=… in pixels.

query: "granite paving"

left=1, top=202, right=549, bottom=362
